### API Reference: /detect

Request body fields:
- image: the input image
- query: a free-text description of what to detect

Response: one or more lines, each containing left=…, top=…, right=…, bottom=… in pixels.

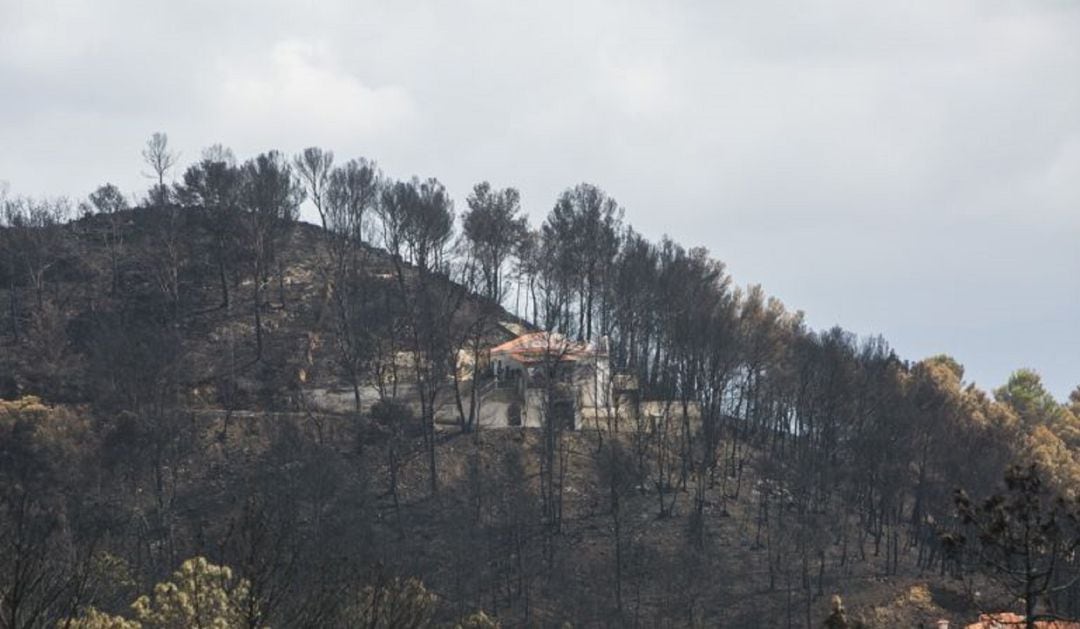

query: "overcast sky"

left=2, top=0, right=1078, bottom=399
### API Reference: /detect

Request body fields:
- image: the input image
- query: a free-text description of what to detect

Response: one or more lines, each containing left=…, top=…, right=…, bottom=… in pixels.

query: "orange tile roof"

left=490, top=332, right=598, bottom=365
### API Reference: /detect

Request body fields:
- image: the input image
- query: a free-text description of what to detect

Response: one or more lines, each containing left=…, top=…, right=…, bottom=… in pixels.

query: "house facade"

left=478, top=332, right=611, bottom=429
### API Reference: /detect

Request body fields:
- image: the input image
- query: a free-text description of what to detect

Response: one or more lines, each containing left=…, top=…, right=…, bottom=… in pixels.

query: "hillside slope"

left=1, top=201, right=1074, bottom=627
left=1, top=205, right=521, bottom=412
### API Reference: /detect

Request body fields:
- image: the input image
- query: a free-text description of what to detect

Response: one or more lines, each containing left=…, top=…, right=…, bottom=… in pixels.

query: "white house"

left=479, top=331, right=612, bottom=429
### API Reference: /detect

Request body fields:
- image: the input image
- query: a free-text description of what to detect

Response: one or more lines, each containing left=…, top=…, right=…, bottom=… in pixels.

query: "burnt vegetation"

left=2, top=134, right=1080, bottom=628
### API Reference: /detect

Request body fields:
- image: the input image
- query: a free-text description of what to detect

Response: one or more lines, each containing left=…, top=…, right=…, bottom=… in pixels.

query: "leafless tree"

left=142, top=132, right=179, bottom=207
left=294, top=147, right=335, bottom=231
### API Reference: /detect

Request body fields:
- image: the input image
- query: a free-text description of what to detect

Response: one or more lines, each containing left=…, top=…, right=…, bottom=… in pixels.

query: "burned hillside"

left=3, top=145, right=1080, bottom=628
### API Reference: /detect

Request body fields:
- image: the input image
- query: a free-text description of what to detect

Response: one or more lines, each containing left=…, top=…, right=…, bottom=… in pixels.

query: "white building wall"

left=523, top=389, right=545, bottom=428
left=574, top=355, right=611, bottom=409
